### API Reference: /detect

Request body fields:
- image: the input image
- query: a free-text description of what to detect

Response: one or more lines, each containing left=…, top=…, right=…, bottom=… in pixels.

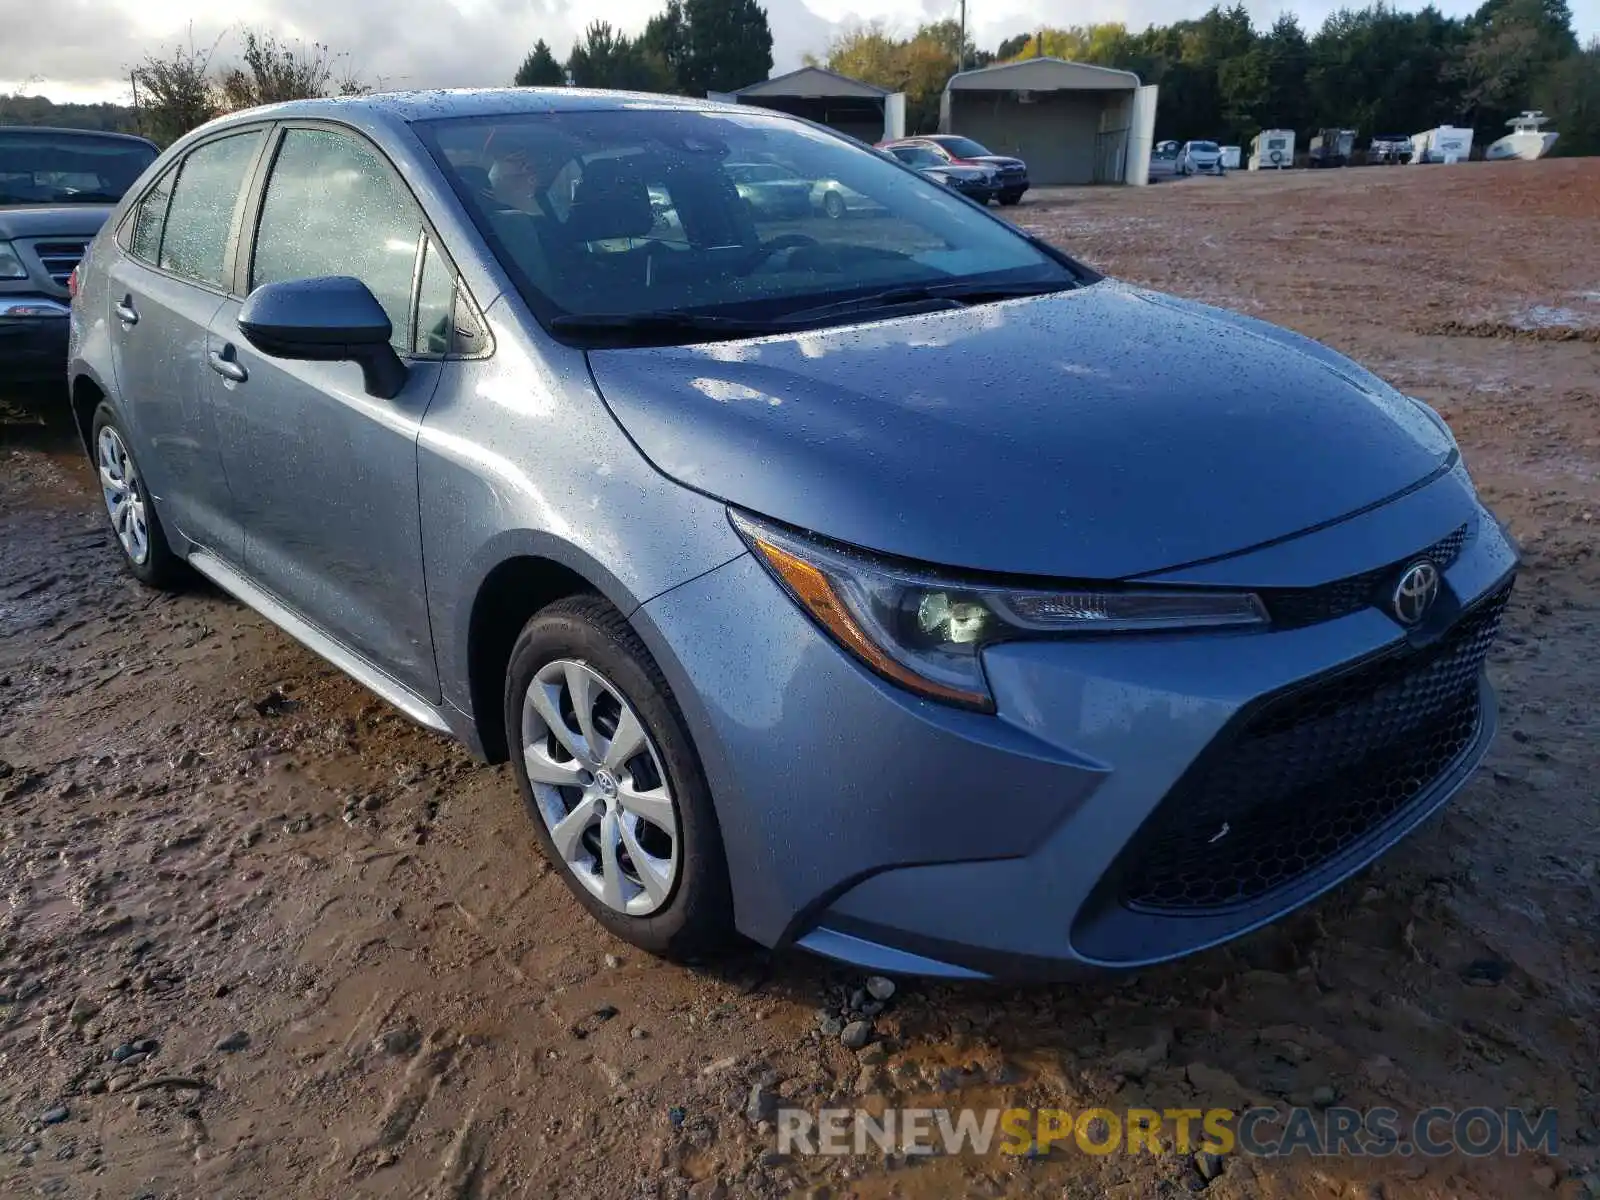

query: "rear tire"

left=504, top=596, right=735, bottom=960
left=90, top=402, right=183, bottom=590
left=822, top=190, right=846, bottom=219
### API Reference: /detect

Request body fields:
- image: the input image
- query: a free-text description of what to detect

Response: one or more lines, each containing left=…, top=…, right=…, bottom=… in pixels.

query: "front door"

left=106, top=129, right=267, bottom=560
left=208, top=125, right=447, bottom=698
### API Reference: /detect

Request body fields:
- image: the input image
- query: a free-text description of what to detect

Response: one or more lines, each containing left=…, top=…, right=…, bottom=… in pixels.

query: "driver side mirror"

left=238, top=276, right=408, bottom=400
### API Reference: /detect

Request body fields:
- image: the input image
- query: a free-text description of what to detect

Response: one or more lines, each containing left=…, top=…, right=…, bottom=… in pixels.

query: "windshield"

left=417, top=109, right=1076, bottom=329
left=890, top=145, right=945, bottom=168
left=0, top=131, right=156, bottom=205
left=1190, top=142, right=1219, bottom=153
left=933, top=136, right=992, bottom=159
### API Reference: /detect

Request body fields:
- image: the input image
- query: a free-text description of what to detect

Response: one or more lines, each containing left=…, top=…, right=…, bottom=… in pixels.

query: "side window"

left=252, top=128, right=425, bottom=352
left=413, top=239, right=455, bottom=357
left=128, top=167, right=176, bottom=264
left=158, top=131, right=265, bottom=288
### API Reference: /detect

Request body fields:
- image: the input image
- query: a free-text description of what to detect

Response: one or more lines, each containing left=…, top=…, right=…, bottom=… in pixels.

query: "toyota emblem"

left=1391, top=560, right=1441, bottom=626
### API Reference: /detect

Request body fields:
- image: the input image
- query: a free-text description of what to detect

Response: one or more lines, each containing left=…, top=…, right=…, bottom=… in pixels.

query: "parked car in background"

left=1178, top=140, right=1226, bottom=176
left=1367, top=135, right=1414, bottom=165
left=881, top=135, right=1028, bottom=206
left=1, top=126, right=158, bottom=384
left=809, top=177, right=883, bottom=219
left=70, top=90, right=1516, bottom=981
left=726, top=161, right=813, bottom=219
left=883, top=142, right=998, bottom=204
left=1148, top=140, right=1181, bottom=181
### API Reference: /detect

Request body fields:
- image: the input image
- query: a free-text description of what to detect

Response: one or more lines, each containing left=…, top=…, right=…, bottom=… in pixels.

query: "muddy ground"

left=2, top=160, right=1597, bottom=1200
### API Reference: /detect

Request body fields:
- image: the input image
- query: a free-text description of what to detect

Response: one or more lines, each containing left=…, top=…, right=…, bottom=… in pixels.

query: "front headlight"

left=0, top=241, right=28, bottom=280
left=732, top=512, right=1268, bottom=712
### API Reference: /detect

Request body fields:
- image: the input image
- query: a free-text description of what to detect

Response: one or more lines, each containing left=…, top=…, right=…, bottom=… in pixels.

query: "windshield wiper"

left=550, top=311, right=795, bottom=347
left=781, top=279, right=1077, bottom=323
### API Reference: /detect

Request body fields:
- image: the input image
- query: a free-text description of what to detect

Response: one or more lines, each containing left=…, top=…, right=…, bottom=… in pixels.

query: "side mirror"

left=238, top=276, right=408, bottom=400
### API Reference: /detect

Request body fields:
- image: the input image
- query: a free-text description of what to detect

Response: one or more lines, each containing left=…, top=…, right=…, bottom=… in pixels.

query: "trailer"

left=1411, top=125, right=1475, bottom=164
left=1249, top=129, right=1295, bottom=169
left=1220, top=145, right=1242, bottom=170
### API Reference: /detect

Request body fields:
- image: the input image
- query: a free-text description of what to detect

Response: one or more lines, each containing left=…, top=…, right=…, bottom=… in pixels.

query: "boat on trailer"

left=1487, top=111, right=1559, bottom=161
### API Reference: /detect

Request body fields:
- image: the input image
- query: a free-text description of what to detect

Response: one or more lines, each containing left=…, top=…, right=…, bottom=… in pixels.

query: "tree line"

left=812, top=0, right=1598, bottom=155
left=501, top=0, right=1596, bottom=155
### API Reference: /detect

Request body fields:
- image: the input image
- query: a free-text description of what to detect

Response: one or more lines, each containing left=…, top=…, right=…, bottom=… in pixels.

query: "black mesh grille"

left=1261, top=524, right=1469, bottom=630
left=31, top=239, right=90, bottom=287
left=1118, top=582, right=1510, bottom=913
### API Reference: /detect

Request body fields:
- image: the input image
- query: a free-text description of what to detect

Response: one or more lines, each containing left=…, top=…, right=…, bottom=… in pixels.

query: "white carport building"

left=941, top=58, right=1158, bottom=185
left=716, top=67, right=906, bottom=145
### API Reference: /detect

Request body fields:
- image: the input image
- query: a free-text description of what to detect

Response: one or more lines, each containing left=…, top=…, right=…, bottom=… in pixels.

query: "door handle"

left=208, top=348, right=248, bottom=383
left=114, top=296, right=139, bottom=325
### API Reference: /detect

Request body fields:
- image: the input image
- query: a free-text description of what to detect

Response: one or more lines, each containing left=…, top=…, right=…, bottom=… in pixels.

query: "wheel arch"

left=459, top=534, right=654, bottom=764
left=70, top=372, right=109, bottom=457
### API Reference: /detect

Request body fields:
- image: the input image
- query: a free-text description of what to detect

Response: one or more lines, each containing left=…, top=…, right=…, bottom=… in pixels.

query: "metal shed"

left=941, top=58, right=1158, bottom=185
left=718, top=67, right=906, bottom=145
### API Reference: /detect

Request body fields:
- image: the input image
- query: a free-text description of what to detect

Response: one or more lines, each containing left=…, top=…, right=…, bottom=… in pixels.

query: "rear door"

left=106, top=128, right=268, bottom=560
left=207, top=123, right=446, bottom=698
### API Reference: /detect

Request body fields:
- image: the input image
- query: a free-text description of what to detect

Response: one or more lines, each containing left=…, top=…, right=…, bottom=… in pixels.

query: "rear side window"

left=158, top=131, right=265, bottom=288
left=128, top=167, right=176, bottom=264
left=252, top=128, right=425, bottom=352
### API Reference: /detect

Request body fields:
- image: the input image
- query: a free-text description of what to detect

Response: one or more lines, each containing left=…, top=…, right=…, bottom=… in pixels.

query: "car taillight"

left=67, top=265, right=80, bottom=301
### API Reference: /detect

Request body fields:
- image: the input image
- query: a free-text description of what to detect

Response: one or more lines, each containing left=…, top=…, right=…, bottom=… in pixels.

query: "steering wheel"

left=742, top=232, right=820, bottom=273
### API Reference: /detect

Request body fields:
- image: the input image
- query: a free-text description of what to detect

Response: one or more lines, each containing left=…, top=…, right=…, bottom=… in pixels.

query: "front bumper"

left=0, top=296, right=72, bottom=382
left=635, top=469, right=1518, bottom=980
left=948, top=181, right=998, bottom=202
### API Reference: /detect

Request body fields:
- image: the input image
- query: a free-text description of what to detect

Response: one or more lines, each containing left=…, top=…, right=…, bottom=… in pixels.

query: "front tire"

left=504, top=596, right=734, bottom=959
left=91, top=402, right=182, bottom=590
left=999, top=191, right=1023, bottom=206
left=822, top=190, right=846, bottom=220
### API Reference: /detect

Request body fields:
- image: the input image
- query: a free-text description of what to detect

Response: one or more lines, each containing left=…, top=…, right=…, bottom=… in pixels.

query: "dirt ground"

left=2, top=160, right=1597, bottom=1200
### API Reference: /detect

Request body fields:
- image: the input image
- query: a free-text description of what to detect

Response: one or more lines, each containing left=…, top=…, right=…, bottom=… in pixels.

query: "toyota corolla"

left=67, top=90, right=1516, bottom=979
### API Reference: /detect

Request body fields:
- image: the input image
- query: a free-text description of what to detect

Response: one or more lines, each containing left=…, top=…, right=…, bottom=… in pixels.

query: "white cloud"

left=4, top=0, right=1598, bottom=104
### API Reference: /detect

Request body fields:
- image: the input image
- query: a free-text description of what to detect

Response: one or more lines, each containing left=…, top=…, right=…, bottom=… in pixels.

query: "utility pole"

left=958, top=0, right=967, bottom=72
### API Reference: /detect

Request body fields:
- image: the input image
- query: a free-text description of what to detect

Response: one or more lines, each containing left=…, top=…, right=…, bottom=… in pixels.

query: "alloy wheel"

left=97, top=425, right=149, bottom=565
left=521, top=659, right=679, bottom=916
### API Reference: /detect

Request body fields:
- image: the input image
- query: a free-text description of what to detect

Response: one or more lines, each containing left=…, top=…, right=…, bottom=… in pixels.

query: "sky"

left=4, top=0, right=1598, bottom=106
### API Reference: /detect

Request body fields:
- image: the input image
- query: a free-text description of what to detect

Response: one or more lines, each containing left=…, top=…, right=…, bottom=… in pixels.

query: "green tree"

left=567, top=21, right=674, bottom=92
left=1534, top=35, right=1600, bottom=153
left=681, top=0, right=773, bottom=94
left=514, top=39, right=566, bottom=87
left=640, top=0, right=689, bottom=91
left=996, top=33, right=1032, bottom=60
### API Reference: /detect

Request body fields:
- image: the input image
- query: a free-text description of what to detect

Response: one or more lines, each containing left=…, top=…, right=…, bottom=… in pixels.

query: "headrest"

left=564, top=158, right=655, bottom=243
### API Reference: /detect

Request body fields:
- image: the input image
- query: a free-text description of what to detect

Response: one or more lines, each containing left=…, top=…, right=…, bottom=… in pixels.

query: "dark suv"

left=881, top=135, right=1029, bottom=206
left=1, top=126, right=159, bottom=383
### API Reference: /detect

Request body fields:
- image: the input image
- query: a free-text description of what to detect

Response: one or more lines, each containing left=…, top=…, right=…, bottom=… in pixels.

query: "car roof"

left=0, top=125, right=159, bottom=150
left=163, top=88, right=778, bottom=158
left=199, top=88, right=739, bottom=129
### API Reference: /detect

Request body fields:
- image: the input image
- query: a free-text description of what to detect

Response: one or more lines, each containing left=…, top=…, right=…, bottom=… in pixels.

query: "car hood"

left=0, top=205, right=116, bottom=240
left=587, top=282, right=1454, bottom=579
left=968, top=155, right=1025, bottom=171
